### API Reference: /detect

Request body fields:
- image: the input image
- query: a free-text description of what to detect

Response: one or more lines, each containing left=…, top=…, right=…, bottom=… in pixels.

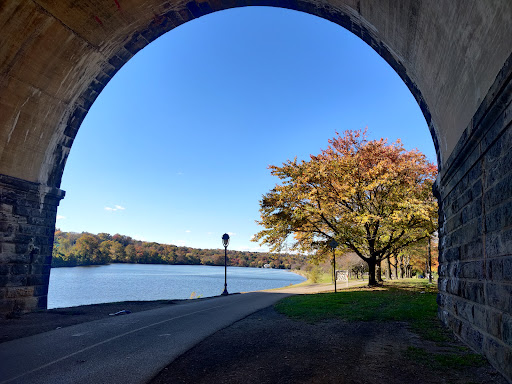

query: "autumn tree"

left=253, top=129, right=438, bottom=286
left=75, top=234, right=109, bottom=265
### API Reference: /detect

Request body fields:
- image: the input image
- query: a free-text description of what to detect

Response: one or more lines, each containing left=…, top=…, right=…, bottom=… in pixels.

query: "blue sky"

left=56, top=7, right=435, bottom=252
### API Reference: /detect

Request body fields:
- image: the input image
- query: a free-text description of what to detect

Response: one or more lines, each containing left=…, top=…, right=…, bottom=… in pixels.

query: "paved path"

left=264, top=279, right=367, bottom=294
left=0, top=292, right=290, bottom=384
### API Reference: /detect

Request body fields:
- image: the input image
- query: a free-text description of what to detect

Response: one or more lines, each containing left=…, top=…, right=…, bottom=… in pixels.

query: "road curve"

left=0, top=292, right=290, bottom=384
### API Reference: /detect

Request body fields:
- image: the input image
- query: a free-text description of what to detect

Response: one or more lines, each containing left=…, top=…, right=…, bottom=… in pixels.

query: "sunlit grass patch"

left=274, top=279, right=448, bottom=342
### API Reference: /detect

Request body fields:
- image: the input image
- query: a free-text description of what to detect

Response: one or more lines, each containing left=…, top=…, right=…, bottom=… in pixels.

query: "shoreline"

left=47, top=264, right=306, bottom=309
left=1, top=273, right=366, bottom=344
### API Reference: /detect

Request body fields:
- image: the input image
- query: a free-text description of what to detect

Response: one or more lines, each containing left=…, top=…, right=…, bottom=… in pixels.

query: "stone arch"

left=0, top=1, right=511, bottom=380
left=2, top=1, right=446, bottom=189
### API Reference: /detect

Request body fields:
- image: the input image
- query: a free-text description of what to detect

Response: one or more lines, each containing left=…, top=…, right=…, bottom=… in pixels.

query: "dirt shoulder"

left=150, top=305, right=507, bottom=384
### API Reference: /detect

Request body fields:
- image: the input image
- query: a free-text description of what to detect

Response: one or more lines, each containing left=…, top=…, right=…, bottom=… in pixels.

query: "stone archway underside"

left=0, top=0, right=511, bottom=380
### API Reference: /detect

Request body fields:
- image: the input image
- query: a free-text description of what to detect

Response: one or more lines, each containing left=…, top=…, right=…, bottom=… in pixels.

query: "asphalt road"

left=0, top=292, right=290, bottom=384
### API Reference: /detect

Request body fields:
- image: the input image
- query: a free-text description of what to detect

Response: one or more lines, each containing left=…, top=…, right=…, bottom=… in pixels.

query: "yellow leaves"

left=254, top=129, right=438, bottom=258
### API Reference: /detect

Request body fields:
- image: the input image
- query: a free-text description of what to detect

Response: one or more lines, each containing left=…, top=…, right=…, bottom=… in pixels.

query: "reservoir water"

left=47, top=264, right=306, bottom=309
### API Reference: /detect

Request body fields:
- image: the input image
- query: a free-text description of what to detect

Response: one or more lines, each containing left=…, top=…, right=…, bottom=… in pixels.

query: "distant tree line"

left=52, top=230, right=306, bottom=269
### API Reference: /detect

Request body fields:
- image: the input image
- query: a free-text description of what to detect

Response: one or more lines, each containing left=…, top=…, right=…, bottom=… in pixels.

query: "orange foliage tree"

left=253, top=129, right=438, bottom=286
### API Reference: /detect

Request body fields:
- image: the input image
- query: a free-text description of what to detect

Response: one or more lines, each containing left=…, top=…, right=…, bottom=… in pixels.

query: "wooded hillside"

left=52, top=230, right=306, bottom=269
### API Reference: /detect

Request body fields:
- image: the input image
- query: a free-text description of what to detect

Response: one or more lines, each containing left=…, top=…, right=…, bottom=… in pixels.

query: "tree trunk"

left=367, top=258, right=378, bottom=286
left=376, top=260, right=383, bottom=282
left=404, top=255, right=411, bottom=278
left=387, top=257, right=392, bottom=280
left=399, top=255, right=405, bottom=279
left=394, top=254, right=399, bottom=279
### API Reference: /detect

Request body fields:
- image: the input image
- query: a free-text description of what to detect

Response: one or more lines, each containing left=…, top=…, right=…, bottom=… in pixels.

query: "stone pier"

left=0, top=175, right=64, bottom=314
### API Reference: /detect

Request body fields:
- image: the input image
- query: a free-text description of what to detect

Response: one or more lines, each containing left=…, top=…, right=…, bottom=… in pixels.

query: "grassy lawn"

left=274, top=279, right=488, bottom=372
left=275, top=279, right=442, bottom=339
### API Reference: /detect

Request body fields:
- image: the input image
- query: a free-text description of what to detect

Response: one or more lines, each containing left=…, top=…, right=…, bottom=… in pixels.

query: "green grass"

left=275, top=279, right=488, bottom=371
left=405, top=346, right=487, bottom=372
left=275, top=279, right=448, bottom=342
left=287, top=271, right=333, bottom=287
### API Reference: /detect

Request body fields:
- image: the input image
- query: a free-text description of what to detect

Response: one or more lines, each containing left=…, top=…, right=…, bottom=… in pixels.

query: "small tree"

left=253, top=129, right=438, bottom=286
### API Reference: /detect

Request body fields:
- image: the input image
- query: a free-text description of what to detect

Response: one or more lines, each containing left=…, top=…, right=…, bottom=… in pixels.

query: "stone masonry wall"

left=436, top=54, right=512, bottom=382
left=0, top=175, right=64, bottom=315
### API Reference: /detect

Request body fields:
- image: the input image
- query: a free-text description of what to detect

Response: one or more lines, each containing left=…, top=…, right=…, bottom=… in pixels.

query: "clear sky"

left=56, top=6, right=435, bottom=252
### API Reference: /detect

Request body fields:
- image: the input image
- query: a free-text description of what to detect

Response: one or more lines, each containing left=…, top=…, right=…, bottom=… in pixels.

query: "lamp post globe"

left=221, top=233, right=230, bottom=296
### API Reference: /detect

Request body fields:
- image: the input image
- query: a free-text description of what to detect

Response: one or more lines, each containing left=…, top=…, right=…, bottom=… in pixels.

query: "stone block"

left=443, top=246, right=460, bottom=262
left=445, top=212, right=462, bottom=233
left=448, top=261, right=460, bottom=277
left=30, top=264, right=51, bottom=275
left=0, top=220, right=16, bottom=236
left=503, top=314, right=512, bottom=347
left=19, top=223, right=49, bottom=237
left=124, top=32, right=148, bottom=56
left=27, top=216, right=51, bottom=226
left=114, top=47, right=133, bottom=64
left=484, top=137, right=503, bottom=166
left=485, top=231, right=502, bottom=258
left=13, top=235, right=35, bottom=249
left=484, top=172, right=512, bottom=210
left=0, top=265, right=9, bottom=275
left=487, top=258, right=504, bottom=281
left=451, top=315, right=463, bottom=337
left=0, top=203, right=13, bottom=214
left=447, top=278, right=461, bottom=296
left=186, top=1, right=208, bottom=18
left=460, top=321, right=484, bottom=352
left=1, top=242, right=15, bottom=253
left=438, top=277, right=448, bottom=292
left=504, top=257, right=512, bottom=282
left=462, top=281, right=485, bottom=304
left=32, top=255, right=53, bottom=265
left=485, top=139, right=512, bottom=190
left=462, top=197, right=482, bottom=224
left=6, top=274, right=27, bottom=287
left=140, top=18, right=169, bottom=43
left=5, top=286, right=34, bottom=298
left=0, top=252, right=30, bottom=264
left=486, top=200, right=512, bottom=232
left=443, top=294, right=458, bottom=315
left=455, top=299, right=474, bottom=322
left=460, top=260, right=484, bottom=280
left=485, top=308, right=503, bottom=340
left=438, top=263, right=448, bottom=277
left=0, top=286, right=7, bottom=299
left=467, top=161, right=483, bottom=183
left=486, top=283, right=512, bottom=314
left=178, top=7, right=194, bottom=23
left=485, top=228, right=512, bottom=258
left=64, top=106, right=87, bottom=134
left=482, top=337, right=512, bottom=382
left=486, top=256, right=512, bottom=282
left=33, top=284, right=49, bottom=297
left=436, top=292, right=446, bottom=307
left=10, top=264, right=30, bottom=275
left=36, top=294, right=47, bottom=309
left=27, top=274, right=50, bottom=286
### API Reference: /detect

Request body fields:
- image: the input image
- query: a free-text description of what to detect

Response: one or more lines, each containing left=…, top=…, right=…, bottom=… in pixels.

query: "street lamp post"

left=329, top=239, right=338, bottom=293
left=221, top=233, right=230, bottom=296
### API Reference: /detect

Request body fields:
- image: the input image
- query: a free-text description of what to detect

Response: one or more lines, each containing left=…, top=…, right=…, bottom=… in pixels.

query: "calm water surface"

left=47, top=264, right=306, bottom=309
